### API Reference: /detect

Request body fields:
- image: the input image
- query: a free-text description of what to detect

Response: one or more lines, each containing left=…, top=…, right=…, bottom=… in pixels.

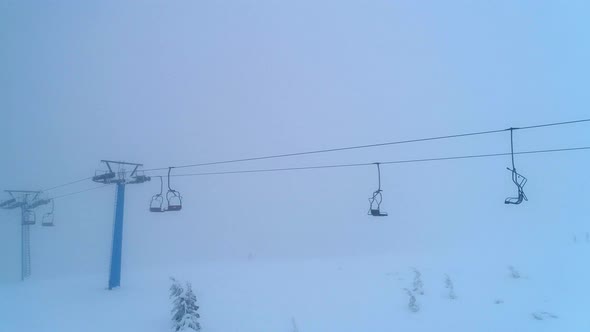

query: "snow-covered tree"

left=403, top=288, right=419, bottom=313
left=170, top=278, right=201, bottom=331
left=412, top=268, right=424, bottom=295
left=444, top=274, right=456, bottom=299
left=170, top=277, right=183, bottom=299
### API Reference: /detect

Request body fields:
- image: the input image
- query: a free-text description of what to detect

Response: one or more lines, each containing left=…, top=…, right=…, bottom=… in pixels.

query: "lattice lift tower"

left=0, top=190, right=53, bottom=280
left=92, top=160, right=149, bottom=290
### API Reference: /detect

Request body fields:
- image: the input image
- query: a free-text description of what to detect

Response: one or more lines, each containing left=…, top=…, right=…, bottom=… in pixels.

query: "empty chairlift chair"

left=368, top=163, right=388, bottom=217
left=22, top=209, right=36, bottom=225
left=129, top=170, right=151, bottom=185
left=42, top=199, right=55, bottom=227
left=165, top=167, right=182, bottom=211
left=505, top=168, right=527, bottom=205
left=92, top=170, right=116, bottom=183
left=149, top=176, right=165, bottom=212
left=504, top=128, right=528, bottom=205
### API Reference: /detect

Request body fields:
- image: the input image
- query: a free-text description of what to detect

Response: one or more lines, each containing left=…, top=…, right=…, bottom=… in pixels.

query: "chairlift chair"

left=128, top=170, right=150, bottom=184
left=166, top=190, right=182, bottom=211
left=150, top=195, right=165, bottom=212
left=504, top=128, right=528, bottom=205
left=505, top=168, right=528, bottom=205
left=92, top=170, right=116, bottom=183
left=42, top=199, right=55, bottom=227
left=22, top=209, right=36, bottom=225
left=149, top=176, right=165, bottom=212
left=165, top=167, right=182, bottom=211
left=369, top=190, right=388, bottom=217
left=368, top=163, right=388, bottom=217
left=130, top=175, right=150, bottom=184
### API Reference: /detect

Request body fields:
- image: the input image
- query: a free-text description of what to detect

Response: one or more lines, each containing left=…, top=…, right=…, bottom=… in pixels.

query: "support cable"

left=149, top=146, right=590, bottom=178
left=32, top=117, right=590, bottom=193
left=144, top=118, right=590, bottom=172
left=35, top=145, right=590, bottom=201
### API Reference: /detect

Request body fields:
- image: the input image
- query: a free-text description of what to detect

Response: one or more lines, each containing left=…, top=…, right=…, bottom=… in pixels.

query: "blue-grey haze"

left=1, top=0, right=589, bottom=282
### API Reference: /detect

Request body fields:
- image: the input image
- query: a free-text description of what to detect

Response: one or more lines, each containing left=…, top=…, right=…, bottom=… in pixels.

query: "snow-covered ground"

left=1, top=241, right=588, bottom=332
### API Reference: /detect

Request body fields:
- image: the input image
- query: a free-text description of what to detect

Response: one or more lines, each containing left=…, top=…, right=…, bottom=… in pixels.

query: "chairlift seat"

left=23, top=210, right=36, bottom=225
left=92, top=172, right=116, bottom=183
left=130, top=175, right=150, bottom=184
left=167, top=204, right=182, bottom=212
left=42, top=218, right=54, bottom=227
left=505, top=193, right=526, bottom=205
left=370, top=209, right=388, bottom=217
left=505, top=198, right=522, bottom=205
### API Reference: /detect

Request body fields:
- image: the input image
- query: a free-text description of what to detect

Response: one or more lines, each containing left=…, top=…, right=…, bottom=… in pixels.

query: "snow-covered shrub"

left=508, top=265, right=521, bottom=279
left=291, top=317, right=300, bottom=332
left=403, top=288, right=420, bottom=313
left=170, top=278, right=201, bottom=331
left=412, top=268, right=424, bottom=295
left=444, top=274, right=456, bottom=299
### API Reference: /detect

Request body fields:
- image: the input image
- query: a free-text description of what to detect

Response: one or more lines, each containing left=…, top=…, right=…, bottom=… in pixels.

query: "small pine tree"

left=170, top=278, right=201, bottom=331
left=412, top=268, right=424, bottom=295
left=403, top=288, right=419, bottom=313
left=444, top=274, right=456, bottom=299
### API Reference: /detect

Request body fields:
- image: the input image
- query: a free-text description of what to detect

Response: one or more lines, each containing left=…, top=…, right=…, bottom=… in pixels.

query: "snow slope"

left=1, top=241, right=589, bottom=332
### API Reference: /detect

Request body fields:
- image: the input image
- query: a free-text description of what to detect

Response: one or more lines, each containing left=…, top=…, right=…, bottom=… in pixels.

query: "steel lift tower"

left=0, top=190, right=52, bottom=280
left=92, top=160, right=149, bottom=290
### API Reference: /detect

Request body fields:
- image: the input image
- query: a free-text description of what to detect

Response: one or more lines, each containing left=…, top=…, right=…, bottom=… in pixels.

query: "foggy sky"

left=1, top=1, right=589, bottom=282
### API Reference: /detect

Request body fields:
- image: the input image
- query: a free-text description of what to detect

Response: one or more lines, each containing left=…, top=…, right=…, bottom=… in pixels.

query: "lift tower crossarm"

left=100, top=160, right=144, bottom=167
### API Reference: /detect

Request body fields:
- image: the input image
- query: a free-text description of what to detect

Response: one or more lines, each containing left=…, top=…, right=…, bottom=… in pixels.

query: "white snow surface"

left=1, top=244, right=589, bottom=332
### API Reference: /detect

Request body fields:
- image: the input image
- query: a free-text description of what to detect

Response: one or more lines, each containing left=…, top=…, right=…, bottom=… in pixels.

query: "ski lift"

left=149, top=176, right=165, bottom=212
left=505, top=128, right=528, bottom=205
left=23, top=209, right=36, bottom=225
left=368, top=163, right=388, bottom=217
left=166, top=167, right=182, bottom=211
left=42, top=199, right=55, bottom=227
